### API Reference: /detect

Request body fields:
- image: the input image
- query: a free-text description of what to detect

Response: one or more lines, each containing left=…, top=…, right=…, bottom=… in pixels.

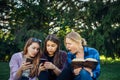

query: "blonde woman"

left=57, top=31, right=100, bottom=80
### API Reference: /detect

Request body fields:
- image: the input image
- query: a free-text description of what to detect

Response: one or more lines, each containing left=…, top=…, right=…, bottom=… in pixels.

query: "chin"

left=30, top=55, right=35, bottom=58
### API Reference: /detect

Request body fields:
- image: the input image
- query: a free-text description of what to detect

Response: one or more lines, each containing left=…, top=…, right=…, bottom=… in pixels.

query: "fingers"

left=39, top=63, right=46, bottom=71
left=73, top=67, right=82, bottom=75
left=44, top=62, right=55, bottom=70
left=21, top=62, right=33, bottom=71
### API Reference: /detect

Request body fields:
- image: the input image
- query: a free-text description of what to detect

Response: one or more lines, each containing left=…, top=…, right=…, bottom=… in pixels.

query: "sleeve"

left=91, top=49, right=101, bottom=79
left=9, top=53, right=21, bottom=80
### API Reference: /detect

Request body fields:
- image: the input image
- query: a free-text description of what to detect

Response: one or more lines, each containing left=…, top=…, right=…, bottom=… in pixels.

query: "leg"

left=38, top=71, right=49, bottom=80
left=57, top=65, right=74, bottom=80
left=20, top=76, right=29, bottom=80
left=74, top=69, right=93, bottom=80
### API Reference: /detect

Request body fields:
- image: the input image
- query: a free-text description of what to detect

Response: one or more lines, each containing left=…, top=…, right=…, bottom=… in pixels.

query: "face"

left=46, top=40, right=58, bottom=56
left=65, top=38, right=79, bottom=54
left=27, top=42, right=40, bottom=58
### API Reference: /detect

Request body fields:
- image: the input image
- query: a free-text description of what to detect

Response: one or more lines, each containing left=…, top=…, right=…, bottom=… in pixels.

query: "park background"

left=0, top=0, right=120, bottom=80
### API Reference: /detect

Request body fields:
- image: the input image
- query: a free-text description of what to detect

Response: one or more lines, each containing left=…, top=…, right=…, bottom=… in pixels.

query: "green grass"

left=0, top=60, right=120, bottom=80
left=0, top=62, right=9, bottom=80
left=98, top=60, right=120, bottom=80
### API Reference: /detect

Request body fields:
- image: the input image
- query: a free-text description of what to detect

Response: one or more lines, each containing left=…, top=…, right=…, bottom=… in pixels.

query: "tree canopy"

left=0, top=0, right=120, bottom=61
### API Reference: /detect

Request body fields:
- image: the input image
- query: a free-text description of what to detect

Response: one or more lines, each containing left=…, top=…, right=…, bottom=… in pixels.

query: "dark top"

left=42, top=50, right=67, bottom=80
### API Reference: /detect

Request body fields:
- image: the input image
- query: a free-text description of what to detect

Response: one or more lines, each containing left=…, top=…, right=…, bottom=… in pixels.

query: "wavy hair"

left=23, top=37, right=42, bottom=77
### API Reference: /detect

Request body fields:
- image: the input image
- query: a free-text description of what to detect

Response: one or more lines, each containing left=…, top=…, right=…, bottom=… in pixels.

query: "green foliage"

left=0, top=0, right=120, bottom=61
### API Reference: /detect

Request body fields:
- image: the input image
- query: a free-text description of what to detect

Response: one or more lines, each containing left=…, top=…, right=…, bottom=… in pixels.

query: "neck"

left=25, top=54, right=33, bottom=59
left=48, top=54, right=54, bottom=57
left=75, top=48, right=84, bottom=59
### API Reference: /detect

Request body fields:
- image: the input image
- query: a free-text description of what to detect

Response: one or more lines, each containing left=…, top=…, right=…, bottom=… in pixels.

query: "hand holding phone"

left=26, top=58, right=33, bottom=64
left=40, top=58, right=47, bottom=65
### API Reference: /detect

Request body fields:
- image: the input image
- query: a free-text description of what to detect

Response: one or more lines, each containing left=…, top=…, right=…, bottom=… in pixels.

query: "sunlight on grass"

left=100, top=55, right=120, bottom=61
left=100, top=55, right=120, bottom=64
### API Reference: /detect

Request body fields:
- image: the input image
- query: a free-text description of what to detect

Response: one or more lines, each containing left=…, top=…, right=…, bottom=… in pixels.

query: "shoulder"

left=59, top=50, right=67, bottom=54
left=59, top=50, right=67, bottom=58
left=84, top=46, right=99, bottom=55
left=11, top=52, right=23, bottom=59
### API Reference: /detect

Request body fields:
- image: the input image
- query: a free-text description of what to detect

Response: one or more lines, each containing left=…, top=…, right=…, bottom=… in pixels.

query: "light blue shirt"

left=67, top=46, right=100, bottom=79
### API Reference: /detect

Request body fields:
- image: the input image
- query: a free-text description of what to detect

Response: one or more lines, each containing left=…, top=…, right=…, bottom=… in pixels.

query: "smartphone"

left=26, top=58, right=33, bottom=64
left=40, top=58, right=47, bottom=64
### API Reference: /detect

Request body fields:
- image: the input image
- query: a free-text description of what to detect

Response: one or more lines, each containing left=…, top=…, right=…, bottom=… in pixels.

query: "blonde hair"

left=64, top=31, right=87, bottom=46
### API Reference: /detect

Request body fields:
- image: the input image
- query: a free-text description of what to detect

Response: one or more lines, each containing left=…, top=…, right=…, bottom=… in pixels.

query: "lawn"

left=0, top=60, right=120, bottom=80
left=0, top=62, right=9, bottom=80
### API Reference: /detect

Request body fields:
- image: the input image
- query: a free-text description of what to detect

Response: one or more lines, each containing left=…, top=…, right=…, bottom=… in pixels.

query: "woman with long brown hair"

left=38, top=34, right=67, bottom=80
left=9, top=38, right=42, bottom=80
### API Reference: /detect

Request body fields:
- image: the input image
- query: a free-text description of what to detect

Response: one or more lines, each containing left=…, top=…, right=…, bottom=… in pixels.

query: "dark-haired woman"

left=9, top=38, right=42, bottom=80
left=38, top=34, right=67, bottom=80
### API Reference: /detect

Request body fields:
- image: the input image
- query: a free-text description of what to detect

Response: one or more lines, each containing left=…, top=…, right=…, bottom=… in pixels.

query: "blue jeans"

left=74, top=69, right=93, bottom=80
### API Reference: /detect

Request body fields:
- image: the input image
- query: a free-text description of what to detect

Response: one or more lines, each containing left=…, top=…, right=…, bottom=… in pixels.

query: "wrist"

left=53, top=65, right=56, bottom=70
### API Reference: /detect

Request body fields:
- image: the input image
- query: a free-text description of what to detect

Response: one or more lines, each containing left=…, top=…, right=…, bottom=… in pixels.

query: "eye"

left=32, top=47, right=35, bottom=49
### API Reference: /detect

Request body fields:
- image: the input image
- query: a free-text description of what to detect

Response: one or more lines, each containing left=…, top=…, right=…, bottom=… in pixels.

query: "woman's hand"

left=44, top=62, right=56, bottom=70
left=38, top=63, right=46, bottom=75
left=39, top=63, right=46, bottom=71
left=20, top=62, right=33, bottom=71
left=73, top=67, right=82, bottom=75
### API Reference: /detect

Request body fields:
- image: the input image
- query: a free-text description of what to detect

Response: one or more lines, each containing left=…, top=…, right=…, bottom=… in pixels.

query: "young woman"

left=57, top=31, right=100, bottom=80
left=38, top=34, right=67, bottom=80
left=9, top=38, right=42, bottom=80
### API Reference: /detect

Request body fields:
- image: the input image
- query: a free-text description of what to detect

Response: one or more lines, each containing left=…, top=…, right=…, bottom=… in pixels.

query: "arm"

left=92, top=53, right=100, bottom=79
left=52, top=65, right=61, bottom=76
left=90, top=48, right=101, bottom=79
left=9, top=53, right=22, bottom=80
left=9, top=53, right=33, bottom=80
left=44, top=62, right=61, bottom=76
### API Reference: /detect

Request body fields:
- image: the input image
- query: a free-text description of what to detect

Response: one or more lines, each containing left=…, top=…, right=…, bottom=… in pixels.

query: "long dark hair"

left=44, top=34, right=66, bottom=69
left=23, top=37, right=42, bottom=77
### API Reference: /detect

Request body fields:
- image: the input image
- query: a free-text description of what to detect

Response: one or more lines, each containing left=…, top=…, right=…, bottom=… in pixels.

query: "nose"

left=66, top=44, right=70, bottom=49
left=48, top=46, right=52, bottom=50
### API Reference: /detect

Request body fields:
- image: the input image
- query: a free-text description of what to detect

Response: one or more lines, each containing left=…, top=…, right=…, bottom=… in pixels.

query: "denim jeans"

left=74, top=69, right=93, bottom=80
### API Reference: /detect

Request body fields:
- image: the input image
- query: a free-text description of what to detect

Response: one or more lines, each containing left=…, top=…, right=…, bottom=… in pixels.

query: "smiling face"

left=46, top=40, right=58, bottom=56
left=65, top=38, right=81, bottom=54
left=27, top=42, right=40, bottom=58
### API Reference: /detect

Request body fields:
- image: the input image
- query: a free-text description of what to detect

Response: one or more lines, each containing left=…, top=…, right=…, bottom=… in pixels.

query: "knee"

left=79, top=69, right=90, bottom=76
left=74, top=69, right=92, bottom=80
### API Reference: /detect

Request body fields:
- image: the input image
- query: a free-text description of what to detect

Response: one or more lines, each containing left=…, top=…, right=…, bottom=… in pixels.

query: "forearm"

left=14, top=67, right=23, bottom=79
left=53, top=66, right=61, bottom=76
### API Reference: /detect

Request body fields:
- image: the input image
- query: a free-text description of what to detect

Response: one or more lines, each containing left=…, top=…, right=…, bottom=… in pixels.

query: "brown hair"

left=23, top=38, right=42, bottom=77
left=64, top=31, right=87, bottom=46
left=44, top=34, right=67, bottom=69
